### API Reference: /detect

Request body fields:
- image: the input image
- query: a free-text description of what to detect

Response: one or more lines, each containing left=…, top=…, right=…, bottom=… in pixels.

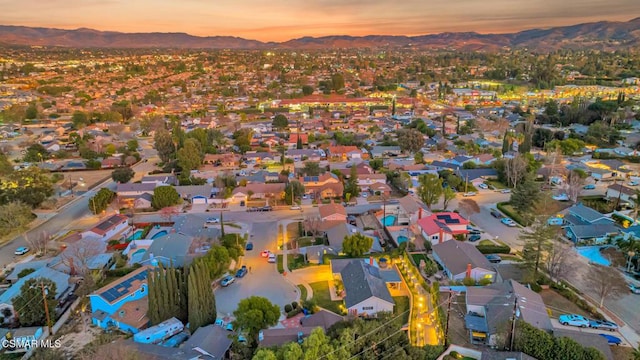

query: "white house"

left=417, top=212, right=469, bottom=245
left=606, top=183, right=636, bottom=206
left=339, top=260, right=394, bottom=316
left=83, top=214, right=129, bottom=241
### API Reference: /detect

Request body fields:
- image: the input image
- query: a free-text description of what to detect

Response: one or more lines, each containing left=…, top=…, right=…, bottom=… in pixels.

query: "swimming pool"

left=151, top=230, right=168, bottom=239
left=576, top=246, right=611, bottom=266
left=127, top=229, right=144, bottom=241
left=381, top=215, right=396, bottom=226
left=397, top=235, right=408, bottom=244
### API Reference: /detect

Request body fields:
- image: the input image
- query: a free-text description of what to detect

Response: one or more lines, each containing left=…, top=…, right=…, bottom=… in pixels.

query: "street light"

left=627, top=250, right=636, bottom=272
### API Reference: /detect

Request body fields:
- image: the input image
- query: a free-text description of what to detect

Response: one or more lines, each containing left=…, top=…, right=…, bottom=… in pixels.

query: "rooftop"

left=93, top=266, right=149, bottom=304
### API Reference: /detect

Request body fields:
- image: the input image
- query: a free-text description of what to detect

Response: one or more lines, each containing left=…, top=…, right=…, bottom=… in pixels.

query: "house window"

left=362, top=306, right=374, bottom=310
left=140, top=287, right=145, bottom=293
left=431, top=235, right=438, bottom=240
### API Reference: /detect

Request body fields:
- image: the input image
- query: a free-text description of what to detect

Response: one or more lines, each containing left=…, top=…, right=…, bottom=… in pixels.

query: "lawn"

left=296, top=236, right=325, bottom=248
left=539, top=289, right=590, bottom=318
left=309, top=281, right=343, bottom=315
left=486, top=180, right=507, bottom=189
left=393, top=296, right=410, bottom=325
left=286, top=222, right=300, bottom=241
left=410, top=253, right=430, bottom=267
left=479, top=240, right=495, bottom=246
left=277, top=254, right=307, bottom=274
left=297, top=284, right=308, bottom=301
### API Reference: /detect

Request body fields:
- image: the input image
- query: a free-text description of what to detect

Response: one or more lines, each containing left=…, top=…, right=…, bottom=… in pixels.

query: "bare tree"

left=60, top=238, right=106, bottom=276
left=546, top=239, right=576, bottom=282
left=566, top=169, right=586, bottom=203
left=24, top=231, right=49, bottom=256
left=505, top=155, right=528, bottom=189
left=304, top=216, right=321, bottom=237
left=589, top=264, right=628, bottom=308
left=159, top=206, right=179, bottom=222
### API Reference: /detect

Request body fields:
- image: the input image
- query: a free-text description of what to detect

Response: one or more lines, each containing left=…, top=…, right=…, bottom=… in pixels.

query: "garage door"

left=192, top=196, right=207, bottom=204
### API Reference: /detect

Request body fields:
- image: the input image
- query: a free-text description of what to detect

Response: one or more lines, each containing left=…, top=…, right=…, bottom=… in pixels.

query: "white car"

left=500, top=189, right=511, bottom=194
left=463, top=192, right=477, bottom=197
left=267, top=253, right=276, bottom=263
left=478, top=183, right=488, bottom=189
left=628, top=181, right=639, bottom=186
left=14, top=247, right=30, bottom=256
left=552, top=194, right=570, bottom=201
left=206, top=217, right=220, bottom=224
left=500, top=218, right=517, bottom=227
left=290, top=205, right=301, bottom=210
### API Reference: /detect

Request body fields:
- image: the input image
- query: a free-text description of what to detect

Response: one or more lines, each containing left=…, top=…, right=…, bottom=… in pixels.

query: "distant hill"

left=1, top=17, right=639, bottom=50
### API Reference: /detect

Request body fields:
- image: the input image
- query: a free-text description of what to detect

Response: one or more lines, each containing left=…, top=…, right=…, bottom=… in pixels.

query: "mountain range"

left=0, top=18, right=639, bottom=50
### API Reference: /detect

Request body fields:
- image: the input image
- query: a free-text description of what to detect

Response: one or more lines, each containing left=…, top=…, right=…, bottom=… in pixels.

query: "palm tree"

left=632, top=345, right=640, bottom=360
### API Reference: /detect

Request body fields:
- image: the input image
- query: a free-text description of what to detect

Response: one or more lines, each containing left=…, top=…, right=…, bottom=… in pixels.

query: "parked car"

left=628, top=283, right=640, bottom=294
left=468, top=234, right=481, bottom=242
left=558, top=314, right=590, bottom=327
left=221, top=275, right=235, bottom=287
left=583, top=184, right=596, bottom=190
left=361, top=192, right=368, bottom=198
left=261, top=250, right=271, bottom=258
left=500, top=189, right=511, bottom=194
left=261, top=206, right=273, bottom=212
left=245, top=242, right=253, bottom=251
left=500, top=218, right=517, bottom=227
left=485, top=254, right=502, bottom=263
left=14, top=247, right=30, bottom=256
left=552, top=193, right=570, bottom=201
left=599, top=334, right=622, bottom=345
left=236, top=266, right=248, bottom=278
left=463, top=192, right=477, bottom=197
left=206, top=217, right=220, bottom=224
left=588, top=320, right=618, bottom=331
left=225, top=323, right=234, bottom=331
left=490, top=209, right=503, bottom=218
left=290, top=205, right=301, bottom=210
left=268, top=253, right=276, bottom=263
left=478, top=183, right=489, bottom=189
left=628, top=181, right=639, bottom=186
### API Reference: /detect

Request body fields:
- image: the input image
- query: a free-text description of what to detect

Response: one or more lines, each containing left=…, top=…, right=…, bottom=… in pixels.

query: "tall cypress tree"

left=147, top=270, right=159, bottom=325
left=188, top=266, right=202, bottom=332
left=166, top=267, right=178, bottom=319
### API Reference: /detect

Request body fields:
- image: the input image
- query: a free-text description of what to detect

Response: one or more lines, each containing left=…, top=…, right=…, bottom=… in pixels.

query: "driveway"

left=214, top=221, right=297, bottom=317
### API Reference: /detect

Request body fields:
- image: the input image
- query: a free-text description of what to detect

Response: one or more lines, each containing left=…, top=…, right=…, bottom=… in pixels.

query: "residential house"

left=589, top=168, right=615, bottom=181
left=465, top=280, right=552, bottom=346
left=140, top=175, right=178, bottom=186
left=324, top=223, right=360, bottom=252
left=432, top=241, right=496, bottom=282
left=174, top=185, right=215, bottom=205
left=319, top=202, right=347, bottom=222
left=231, top=183, right=286, bottom=203
left=383, top=195, right=428, bottom=226
left=369, top=182, right=392, bottom=196
left=369, top=146, right=402, bottom=158
left=3, top=327, right=45, bottom=353
left=455, top=168, right=498, bottom=187
left=562, top=203, right=619, bottom=244
left=288, top=133, right=308, bottom=147
left=202, top=153, right=241, bottom=168
left=328, top=146, right=365, bottom=161
left=0, top=267, right=70, bottom=323
left=83, top=214, right=129, bottom=241
left=417, top=212, right=469, bottom=245
left=357, top=173, right=387, bottom=192
left=89, top=266, right=150, bottom=334
left=116, top=183, right=158, bottom=198
left=337, top=260, right=395, bottom=317
left=606, top=183, right=637, bottom=207
left=285, top=149, right=325, bottom=162
left=138, top=232, right=195, bottom=268
left=245, top=152, right=279, bottom=164
left=299, top=173, right=344, bottom=199
left=101, top=157, right=123, bottom=169
left=473, top=154, right=496, bottom=165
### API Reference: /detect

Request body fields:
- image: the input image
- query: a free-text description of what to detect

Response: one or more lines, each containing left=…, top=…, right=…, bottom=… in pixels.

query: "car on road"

left=468, top=234, right=481, bottom=242
left=14, top=247, right=30, bottom=256
left=588, top=320, right=618, bottom=331
left=490, top=209, right=503, bottom=218
left=235, top=266, right=248, bottom=278
left=225, top=323, right=234, bottom=331
left=485, top=254, right=502, bottom=263
left=261, top=250, right=271, bottom=258
left=628, top=283, right=640, bottom=294
left=552, top=193, right=570, bottom=201
left=583, top=184, right=596, bottom=190
left=500, top=189, right=511, bottom=194
left=599, top=334, right=622, bottom=345
left=261, top=206, right=273, bottom=212
left=290, top=205, right=301, bottom=210
left=628, top=181, right=639, bottom=186
left=478, top=183, right=489, bottom=189
left=245, top=242, right=253, bottom=251
left=559, top=314, right=590, bottom=327
left=221, top=275, right=235, bottom=287
left=268, top=253, right=276, bottom=263
left=463, top=192, right=477, bottom=197
left=206, top=217, right=220, bottom=223
left=500, top=218, right=517, bottom=227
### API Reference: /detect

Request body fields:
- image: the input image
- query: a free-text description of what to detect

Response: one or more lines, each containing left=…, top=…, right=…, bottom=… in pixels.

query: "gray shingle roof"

left=567, top=224, right=619, bottom=239
left=568, top=203, right=610, bottom=224
left=141, top=232, right=193, bottom=267
left=432, top=241, right=494, bottom=276
left=340, top=260, right=393, bottom=308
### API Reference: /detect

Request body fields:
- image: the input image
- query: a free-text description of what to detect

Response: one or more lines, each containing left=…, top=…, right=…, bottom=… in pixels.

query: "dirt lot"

left=53, top=170, right=112, bottom=191
left=539, top=289, right=590, bottom=318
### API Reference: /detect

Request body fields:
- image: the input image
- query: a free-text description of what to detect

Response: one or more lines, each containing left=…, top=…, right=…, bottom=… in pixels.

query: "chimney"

left=439, top=229, right=444, bottom=243
left=369, top=257, right=374, bottom=266
left=466, top=263, right=472, bottom=278
left=418, top=208, right=423, bottom=220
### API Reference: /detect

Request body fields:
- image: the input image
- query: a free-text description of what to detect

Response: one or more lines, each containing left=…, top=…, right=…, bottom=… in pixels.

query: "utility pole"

left=465, top=174, right=469, bottom=194
left=41, top=282, right=52, bottom=335
left=509, top=295, right=518, bottom=351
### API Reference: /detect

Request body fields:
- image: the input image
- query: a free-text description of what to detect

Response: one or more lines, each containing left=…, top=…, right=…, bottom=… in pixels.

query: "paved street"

left=214, top=221, right=298, bottom=318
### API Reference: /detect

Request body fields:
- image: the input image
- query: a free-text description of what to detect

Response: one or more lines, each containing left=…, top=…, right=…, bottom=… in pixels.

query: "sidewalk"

left=279, top=219, right=312, bottom=302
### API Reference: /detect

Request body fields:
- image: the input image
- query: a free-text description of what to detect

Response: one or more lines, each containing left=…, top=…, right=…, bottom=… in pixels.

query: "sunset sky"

left=1, top=0, right=638, bottom=41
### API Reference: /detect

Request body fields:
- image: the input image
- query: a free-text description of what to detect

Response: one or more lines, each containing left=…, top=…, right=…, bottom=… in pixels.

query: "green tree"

left=272, top=114, right=289, bottom=130
left=284, top=181, right=305, bottom=205
left=331, top=73, right=345, bottom=92
left=23, top=144, right=49, bottom=163
left=177, top=138, right=203, bottom=173
left=0, top=168, right=54, bottom=207
left=0, top=201, right=34, bottom=233
left=417, top=173, right=443, bottom=210
left=25, top=104, right=38, bottom=120
left=232, top=128, right=253, bottom=153
left=278, top=342, right=304, bottom=360
left=12, top=278, right=57, bottom=327
left=188, top=262, right=216, bottom=332
left=0, top=152, right=12, bottom=174
left=252, top=349, right=278, bottom=360
left=544, top=99, right=559, bottom=117
left=154, top=129, right=176, bottom=163
left=111, top=167, right=134, bottom=183
left=344, top=165, right=360, bottom=199
left=342, top=233, right=373, bottom=257
left=396, top=128, right=424, bottom=154
left=302, top=328, right=337, bottom=360
left=151, top=186, right=181, bottom=210
left=301, top=85, right=314, bottom=96
left=71, top=110, right=89, bottom=128
left=233, top=296, right=280, bottom=338
left=510, top=177, right=540, bottom=215
left=520, top=221, right=554, bottom=281
left=414, top=151, right=424, bottom=164
left=88, top=188, right=116, bottom=214
left=369, top=158, right=383, bottom=171
left=301, top=161, right=323, bottom=176
left=442, top=186, right=456, bottom=210
left=126, top=139, right=139, bottom=152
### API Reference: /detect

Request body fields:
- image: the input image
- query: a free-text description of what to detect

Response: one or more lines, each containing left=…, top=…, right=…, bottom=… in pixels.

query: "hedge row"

left=476, top=244, right=511, bottom=254
left=497, top=202, right=530, bottom=226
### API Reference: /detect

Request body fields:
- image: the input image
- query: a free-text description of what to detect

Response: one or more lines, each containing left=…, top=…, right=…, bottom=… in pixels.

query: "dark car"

left=599, top=334, right=622, bottom=345
left=235, top=266, right=248, bottom=278
left=490, top=209, right=503, bottom=218
left=485, top=254, right=502, bottom=263
left=262, top=206, right=273, bottom=212
left=245, top=242, right=253, bottom=251
left=468, top=234, right=481, bottom=242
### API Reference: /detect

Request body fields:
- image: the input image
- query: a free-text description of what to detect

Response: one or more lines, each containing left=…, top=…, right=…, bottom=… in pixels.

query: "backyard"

left=309, top=281, right=343, bottom=315
left=393, top=296, right=410, bottom=325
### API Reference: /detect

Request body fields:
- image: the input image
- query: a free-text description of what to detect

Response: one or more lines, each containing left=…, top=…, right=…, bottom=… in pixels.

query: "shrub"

left=462, top=277, right=476, bottom=286
left=423, top=240, right=432, bottom=252
left=291, top=301, right=298, bottom=309
left=476, top=244, right=511, bottom=254
left=284, top=304, right=293, bottom=313
left=286, top=308, right=303, bottom=318
left=478, top=278, right=493, bottom=286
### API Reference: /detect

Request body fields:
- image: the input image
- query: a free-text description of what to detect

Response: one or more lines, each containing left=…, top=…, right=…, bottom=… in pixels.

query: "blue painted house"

left=89, top=266, right=150, bottom=334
